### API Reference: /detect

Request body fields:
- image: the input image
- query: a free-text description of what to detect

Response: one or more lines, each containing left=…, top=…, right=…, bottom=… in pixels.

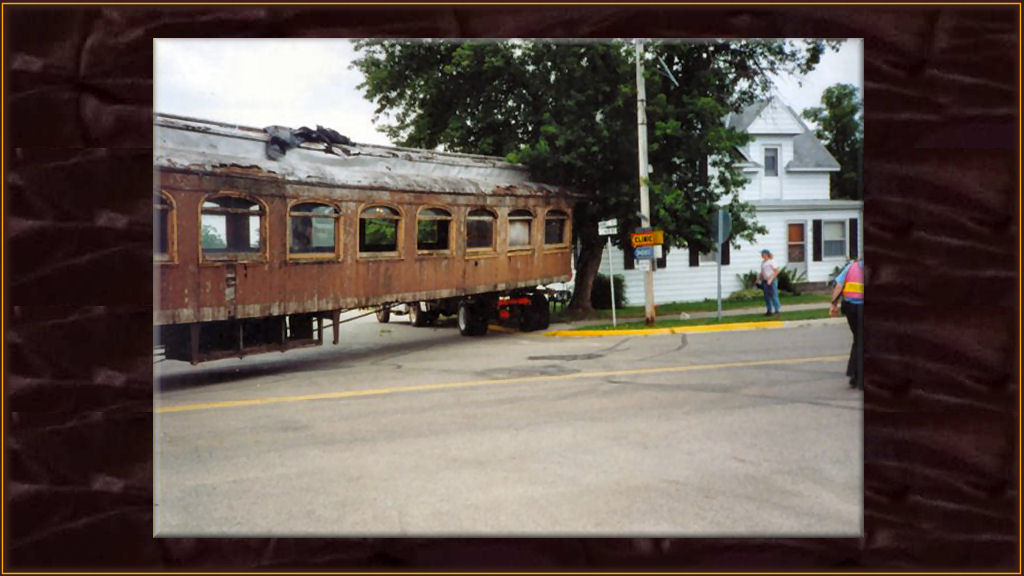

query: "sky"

left=155, top=38, right=863, bottom=147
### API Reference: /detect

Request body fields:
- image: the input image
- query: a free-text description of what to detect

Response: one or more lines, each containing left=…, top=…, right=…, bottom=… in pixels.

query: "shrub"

left=591, top=273, right=626, bottom=309
left=777, top=265, right=807, bottom=295
left=727, top=288, right=764, bottom=301
left=737, top=270, right=760, bottom=290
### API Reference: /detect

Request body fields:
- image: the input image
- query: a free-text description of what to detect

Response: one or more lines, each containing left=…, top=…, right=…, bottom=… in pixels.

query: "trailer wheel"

left=408, top=303, right=434, bottom=327
left=521, top=292, right=550, bottom=331
left=458, top=300, right=488, bottom=336
left=375, top=307, right=391, bottom=323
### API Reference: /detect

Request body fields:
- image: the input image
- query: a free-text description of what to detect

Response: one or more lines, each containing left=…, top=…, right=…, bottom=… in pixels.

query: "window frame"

left=416, top=206, right=454, bottom=255
left=787, top=221, right=807, bottom=265
left=156, top=191, right=177, bottom=264
left=466, top=207, right=497, bottom=255
left=763, top=146, right=779, bottom=177
left=198, top=191, right=267, bottom=264
left=507, top=208, right=535, bottom=251
left=543, top=209, right=570, bottom=249
left=287, top=200, right=341, bottom=262
left=822, top=220, right=848, bottom=259
left=357, top=203, right=403, bottom=259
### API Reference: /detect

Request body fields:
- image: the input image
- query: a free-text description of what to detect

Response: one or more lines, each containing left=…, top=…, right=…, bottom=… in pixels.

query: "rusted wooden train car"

left=155, top=114, right=578, bottom=364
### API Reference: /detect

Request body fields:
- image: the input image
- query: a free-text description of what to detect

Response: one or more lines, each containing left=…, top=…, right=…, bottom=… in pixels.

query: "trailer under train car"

left=154, top=114, right=579, bottom=364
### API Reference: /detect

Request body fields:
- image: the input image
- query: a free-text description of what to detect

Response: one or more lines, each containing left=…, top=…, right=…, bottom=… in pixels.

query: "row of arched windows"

left=156, top=192, right=570, bottom=263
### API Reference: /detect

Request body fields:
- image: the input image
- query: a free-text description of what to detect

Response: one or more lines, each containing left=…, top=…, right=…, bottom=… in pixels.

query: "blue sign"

left=634, top=245, right=654, bottom=260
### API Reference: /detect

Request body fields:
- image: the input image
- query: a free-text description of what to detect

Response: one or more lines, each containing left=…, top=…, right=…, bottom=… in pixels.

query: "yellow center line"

left=157, top=354, right=847, bottom=414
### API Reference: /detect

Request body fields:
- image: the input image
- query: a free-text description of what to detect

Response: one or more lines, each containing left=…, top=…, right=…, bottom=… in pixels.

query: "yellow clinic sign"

left=630, top=230, right=664, bottom=247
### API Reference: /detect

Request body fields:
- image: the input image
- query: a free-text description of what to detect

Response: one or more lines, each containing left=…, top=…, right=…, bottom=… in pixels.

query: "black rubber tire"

left=375, top=307, right=391, bottom=323
left=408, top=303, right=426, bottom=327
left=457, top=301, right=474, bottom=336
left=521, top=293, right=550, bottom=331
left=458, top=300, right=488, bottom=336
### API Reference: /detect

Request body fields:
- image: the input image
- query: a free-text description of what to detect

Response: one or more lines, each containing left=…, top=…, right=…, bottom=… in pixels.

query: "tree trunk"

left=568, top=228, right=604, bottom=313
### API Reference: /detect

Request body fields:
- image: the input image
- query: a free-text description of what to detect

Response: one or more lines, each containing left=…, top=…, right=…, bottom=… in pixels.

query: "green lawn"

left=553, top=293, right=830, bottom=322
left=566, top=308, right=833, bottom=331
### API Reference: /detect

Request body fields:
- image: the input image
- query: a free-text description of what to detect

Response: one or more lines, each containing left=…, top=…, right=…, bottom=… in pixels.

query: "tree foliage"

left=201, top=224, right=226, bottom=250
left=353, top=39, right=837, bottom=309
left=802, top=83, right=863, bottom=200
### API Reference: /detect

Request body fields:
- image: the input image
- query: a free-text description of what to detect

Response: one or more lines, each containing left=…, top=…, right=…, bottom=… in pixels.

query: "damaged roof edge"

left=155, top=112, right=532, bottom=170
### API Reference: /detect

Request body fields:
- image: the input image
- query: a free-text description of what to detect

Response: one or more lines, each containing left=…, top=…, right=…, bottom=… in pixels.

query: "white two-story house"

left=604, top=95, right=863, bottom=305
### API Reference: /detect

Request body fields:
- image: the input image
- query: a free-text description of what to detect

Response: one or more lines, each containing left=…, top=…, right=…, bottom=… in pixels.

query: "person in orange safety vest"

left=830, top=258, right=864, bottom=390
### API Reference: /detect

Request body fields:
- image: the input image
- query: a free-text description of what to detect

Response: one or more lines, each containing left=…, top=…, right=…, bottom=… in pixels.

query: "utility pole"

left=635, top=39, right=656, bottom=325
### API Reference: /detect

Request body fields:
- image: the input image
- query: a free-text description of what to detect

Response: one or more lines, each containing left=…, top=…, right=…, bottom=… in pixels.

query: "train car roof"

left=155, top=113, right=580, bottom=199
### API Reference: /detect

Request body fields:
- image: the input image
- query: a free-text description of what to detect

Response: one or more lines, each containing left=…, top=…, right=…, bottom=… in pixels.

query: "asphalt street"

left=155, top=312, right=862, bottom=537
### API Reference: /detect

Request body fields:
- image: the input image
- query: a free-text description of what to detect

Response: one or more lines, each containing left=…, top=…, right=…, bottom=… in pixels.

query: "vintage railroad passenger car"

left=155, top=114, right=578, bottom=364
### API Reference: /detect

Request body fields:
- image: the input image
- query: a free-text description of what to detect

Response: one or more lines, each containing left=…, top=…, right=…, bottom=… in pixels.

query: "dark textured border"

left=3, top=4, right=1019, bottom=572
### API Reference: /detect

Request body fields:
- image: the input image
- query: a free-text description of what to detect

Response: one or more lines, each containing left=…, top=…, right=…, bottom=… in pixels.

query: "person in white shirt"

left=758, top=249, right=781, bottom=316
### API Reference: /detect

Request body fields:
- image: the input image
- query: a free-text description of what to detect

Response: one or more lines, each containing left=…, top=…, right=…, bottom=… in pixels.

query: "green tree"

left=353, top=39, right=836, bottom=310
left=201, top=224, right=226, bottom=250
left=802, top=83, right=863, bottom=200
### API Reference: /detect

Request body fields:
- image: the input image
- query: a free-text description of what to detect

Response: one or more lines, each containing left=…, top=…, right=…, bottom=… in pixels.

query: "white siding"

left=606, top=206, right=862, bottom=305
left=746, top=99, right=804, bottom=134
left=781, top=172, right=831, bottom=201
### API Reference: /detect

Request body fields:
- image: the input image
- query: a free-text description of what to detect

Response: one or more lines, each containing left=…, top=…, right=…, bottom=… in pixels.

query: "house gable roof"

left=788, top=131, right=841, bottom=171
left=727, top=95, right=840, bottom=172
left=725, top=99, right=770, bottom=133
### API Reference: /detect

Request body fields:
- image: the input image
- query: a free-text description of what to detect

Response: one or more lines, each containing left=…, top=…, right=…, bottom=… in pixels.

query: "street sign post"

left=598, top=219, right=618, bottom=237
left=598, top=219, right=619, bottom=326
left=634, top=245, right=654, bottom=260
left=710, top=208, right=732, bottom=321
left=709, top=208, right=732, bottom=246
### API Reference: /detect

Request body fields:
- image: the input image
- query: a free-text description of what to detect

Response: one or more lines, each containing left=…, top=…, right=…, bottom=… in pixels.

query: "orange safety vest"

left=842, top=261, right=864, bottom=301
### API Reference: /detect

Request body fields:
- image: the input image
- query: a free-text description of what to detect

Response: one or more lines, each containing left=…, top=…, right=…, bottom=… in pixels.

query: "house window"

left=788, top=223, right=806, bottom=263
left=544, top=210, right=569, bottom=245
left=467, top=208, right=496, bottom=250
left=508, top=209, right=533, bottom=248
left=201, top=194, right=263, bottom=258
left=359, top=205, right=400, bottom=253
left=417, top=207, right=452, bottom=252
left=823, top=221, right=847, bottom=258
left=290, top=202, right=339, bottom=256
left=155, top=193, right=175, bottom=261
left=700, top=250, right=718, bottom=264
left=764, top=147, right=778, bottom=177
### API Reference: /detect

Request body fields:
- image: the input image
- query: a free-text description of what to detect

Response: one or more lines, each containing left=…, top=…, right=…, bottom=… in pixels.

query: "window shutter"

left=721, top=237, right=731, bottom=266
left=812, top=219, right=823, bottom=262
left=848, top=218, right=859, bottom=259
left=623, top=240, right=635, bottom=270
left=656, top=247, right=667, bottom=269
left=689, top=245, right=699, bottom=267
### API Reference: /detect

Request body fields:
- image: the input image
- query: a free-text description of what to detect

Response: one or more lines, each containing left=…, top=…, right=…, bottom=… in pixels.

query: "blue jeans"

left=763, top=280, right=780, bottom=314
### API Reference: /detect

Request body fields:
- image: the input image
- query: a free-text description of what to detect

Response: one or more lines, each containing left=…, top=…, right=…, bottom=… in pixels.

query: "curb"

left=546, top=320, right=785, bottom=338
left=545, top=317, right=845, bottom=338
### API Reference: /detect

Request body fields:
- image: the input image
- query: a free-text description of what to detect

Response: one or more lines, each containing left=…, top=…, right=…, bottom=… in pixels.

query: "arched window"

left=359, top=205, right=400, bottom=253
left=201, top=194, right=263, bottom=258
left=508, top=209, right=533, bottom=248
left=155, top=193, right=175, bottom=261
left=466, top=208, right=496, bottom=250
left=544, top=210, right=569, bottom=246
left=417, top=207, right=452, bottom=252
left=290, top=202, right=339, bottom=256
